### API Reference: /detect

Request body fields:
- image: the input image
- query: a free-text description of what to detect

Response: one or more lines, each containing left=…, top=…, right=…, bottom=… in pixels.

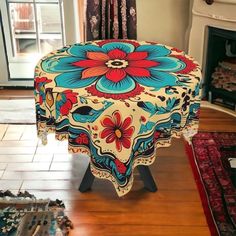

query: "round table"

left=34, top=39, right=202, bottom=197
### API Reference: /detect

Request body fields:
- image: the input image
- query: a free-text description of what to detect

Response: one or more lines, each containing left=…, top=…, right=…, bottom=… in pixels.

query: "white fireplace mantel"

left=188, top=0, right=236, bottom=75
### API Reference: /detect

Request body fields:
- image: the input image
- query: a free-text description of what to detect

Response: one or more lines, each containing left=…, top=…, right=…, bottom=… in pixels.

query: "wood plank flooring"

left=0, top=96, right=235, bottom=235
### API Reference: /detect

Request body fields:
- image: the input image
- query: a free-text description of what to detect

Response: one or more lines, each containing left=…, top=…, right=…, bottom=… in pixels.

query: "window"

left=7, top=0, right=64, bottom=56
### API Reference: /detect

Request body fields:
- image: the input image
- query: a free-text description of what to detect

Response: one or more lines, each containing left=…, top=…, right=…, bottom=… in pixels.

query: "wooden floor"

left=0, top=91, right=236, bottom=235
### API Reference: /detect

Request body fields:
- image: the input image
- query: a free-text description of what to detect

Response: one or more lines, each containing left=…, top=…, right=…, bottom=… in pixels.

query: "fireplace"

left=205, top=26, right=236, bottom=110
left=188, top=0, right=236, bottom=111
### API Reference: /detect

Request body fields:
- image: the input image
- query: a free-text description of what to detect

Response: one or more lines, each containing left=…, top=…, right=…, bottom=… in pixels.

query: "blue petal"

left=134, top=71, right=178, bottom=90
left=102, top=42, right=135, bottom=54
left=68, top=44, right=105, bottom=57
left=135, top=45, right=170, bottom=60
left=55, top=71, right=97, bottom=88
left=42, top=56, right=83, bottom=73
left=96, top=75, right=135, bottom=94
left=152, top=57, right=186, bottom=72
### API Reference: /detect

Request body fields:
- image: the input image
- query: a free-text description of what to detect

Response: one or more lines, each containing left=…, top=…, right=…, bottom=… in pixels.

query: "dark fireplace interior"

left=204, top=26, right=236, bottom=111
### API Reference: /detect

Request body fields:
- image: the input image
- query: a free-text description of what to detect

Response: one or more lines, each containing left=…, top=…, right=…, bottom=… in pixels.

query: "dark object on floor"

left=185, top=132, right=236, bottom=236
left=0, top=190, right=73, bottom=236
left=205, top=0, right=214, bottom=5
left=79, top=163, right=157, bottom=193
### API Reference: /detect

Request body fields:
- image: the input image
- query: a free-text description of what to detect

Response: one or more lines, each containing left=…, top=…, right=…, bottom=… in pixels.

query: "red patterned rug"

left=185, top=132, right=236, bottom=236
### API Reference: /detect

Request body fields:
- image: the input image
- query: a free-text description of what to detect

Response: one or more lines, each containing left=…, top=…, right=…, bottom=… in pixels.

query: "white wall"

left=136, top=0, right=190, bottom=50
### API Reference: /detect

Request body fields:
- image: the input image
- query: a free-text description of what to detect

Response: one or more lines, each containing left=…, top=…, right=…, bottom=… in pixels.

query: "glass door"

left=0, top=0, right=65, bottom=85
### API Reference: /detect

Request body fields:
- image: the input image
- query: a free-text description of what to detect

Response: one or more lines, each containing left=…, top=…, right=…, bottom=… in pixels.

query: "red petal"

left=101, top=117, right=115, bottom=127
left=108, top=49, right=126, bottom=59
left=125, top=67, right=151, bottom=77
left=121, top=137, right=131, bottom=149
left=82, top=66, right=109, bottom=79
left=106, top=134, right=116, bottom=143
left=121, top=117, right=132, bottom=130
left=106, top=69, right=126, bottom=82
left=68, top=94, right=77, bottom=104
left=129, top=60, right=159, bottom=68
left=123, top=126, right=135, bottom=137
left=60, top=101, right=72, bottom=116
left=72, top=60, right=104, bottom=68
left=101, top=128, right=113, bottom=138
left=115, top=139, right=122, bottom=152
left=39, top=96, right=43, bottom=105
left=113, top=111, right=122, bottom=127
left=64, top=91, right=77, bottom=103
left=86, top=52, right=110, bottom=61
left=126, top=52, right=148, bottom=60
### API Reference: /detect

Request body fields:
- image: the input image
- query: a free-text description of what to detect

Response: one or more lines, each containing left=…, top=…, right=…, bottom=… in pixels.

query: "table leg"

left=137, top=165, right=158, bottom=192
left=78, top=164, right=95, bottom=192
left=79, top=164, right=158, bottom=193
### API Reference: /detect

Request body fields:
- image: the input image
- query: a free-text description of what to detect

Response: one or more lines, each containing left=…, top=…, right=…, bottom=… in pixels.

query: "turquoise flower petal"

left=134, top=71, right=179, bottom=90
left=55, top=71, right=97, bottom=88
left=136, top=45, right=170, bottom=60
left=152, top=57, right=186, bottom=72
left=96, top=75, right=136, bottom=94
left=68, top=44, right=106, bottom=58
left=102, top=42, right=135, bottom=54
left=42, top=56, right=83, bottom=73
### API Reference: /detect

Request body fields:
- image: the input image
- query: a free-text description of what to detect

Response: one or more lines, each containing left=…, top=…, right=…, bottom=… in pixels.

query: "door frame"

left=0, top=0, right=81, bottom=87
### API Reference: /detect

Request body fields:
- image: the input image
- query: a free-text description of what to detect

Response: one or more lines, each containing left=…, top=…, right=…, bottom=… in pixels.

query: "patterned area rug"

left=185, top=132, right=236, bottom=236
left=0, top=99, right=35, bottom=124
left=0, top=191, right=73, bottom=236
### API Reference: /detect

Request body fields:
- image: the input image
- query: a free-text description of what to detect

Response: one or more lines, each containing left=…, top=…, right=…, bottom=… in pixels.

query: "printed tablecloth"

left=34, top=39, right=202, bottom=196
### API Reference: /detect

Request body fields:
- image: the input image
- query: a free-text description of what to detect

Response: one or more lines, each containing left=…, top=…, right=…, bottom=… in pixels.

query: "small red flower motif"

left=154, top=131, right=161, bottom=141
left=57, top=90, right=78, bottom=116
left=114, top=159, right=127, bottom=174
left=35, top=77, right=52, bottom=92
left=140, top=116, right=146, bottom=122
left=100, top=111, right=134, bottom=152
left=35, top=77, right=52, bottom=105
left=75, top=133, right=89, bottom=145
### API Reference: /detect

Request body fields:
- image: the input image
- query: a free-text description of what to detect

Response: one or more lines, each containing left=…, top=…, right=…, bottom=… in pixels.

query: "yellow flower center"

left=106, top=59, right=128, bottom=69
left=115, top=129, right=122, bottom=138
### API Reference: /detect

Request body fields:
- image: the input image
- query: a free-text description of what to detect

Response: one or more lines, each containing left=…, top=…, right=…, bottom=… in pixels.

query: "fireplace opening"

left=204, top=26, right=236, bottom=111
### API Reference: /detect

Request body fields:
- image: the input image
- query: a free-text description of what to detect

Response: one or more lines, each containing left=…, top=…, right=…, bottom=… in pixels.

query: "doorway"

left=0, top=0, right=68, bottom=87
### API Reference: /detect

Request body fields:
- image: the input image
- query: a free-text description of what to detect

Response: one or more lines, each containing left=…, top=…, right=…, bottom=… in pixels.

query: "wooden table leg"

left=137, top=165, right=158, bottom=192
left=79, top=163, right=158, bottom=193
left=78, top=164, right=95, bottom=192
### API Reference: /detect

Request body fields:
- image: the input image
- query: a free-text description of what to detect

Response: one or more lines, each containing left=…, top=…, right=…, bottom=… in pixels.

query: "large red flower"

left=100, top=111, right=135, bottom=152
left=72, top=49, right=159, bottom=83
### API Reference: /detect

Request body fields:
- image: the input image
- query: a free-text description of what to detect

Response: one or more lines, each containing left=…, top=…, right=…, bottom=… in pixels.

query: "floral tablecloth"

left=34, top=39, right=202, bottom=196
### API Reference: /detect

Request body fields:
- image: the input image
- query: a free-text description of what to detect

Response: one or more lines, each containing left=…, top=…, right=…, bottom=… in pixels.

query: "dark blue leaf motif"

left=72, top=101, right=113, bottom=123
left=166, top=98, right=180, bottom=111
left=137, top=98, right=180, bottom=117
left=137, top=101, right=159, bottom=117
left=138, top=121, right=156, bottom=134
